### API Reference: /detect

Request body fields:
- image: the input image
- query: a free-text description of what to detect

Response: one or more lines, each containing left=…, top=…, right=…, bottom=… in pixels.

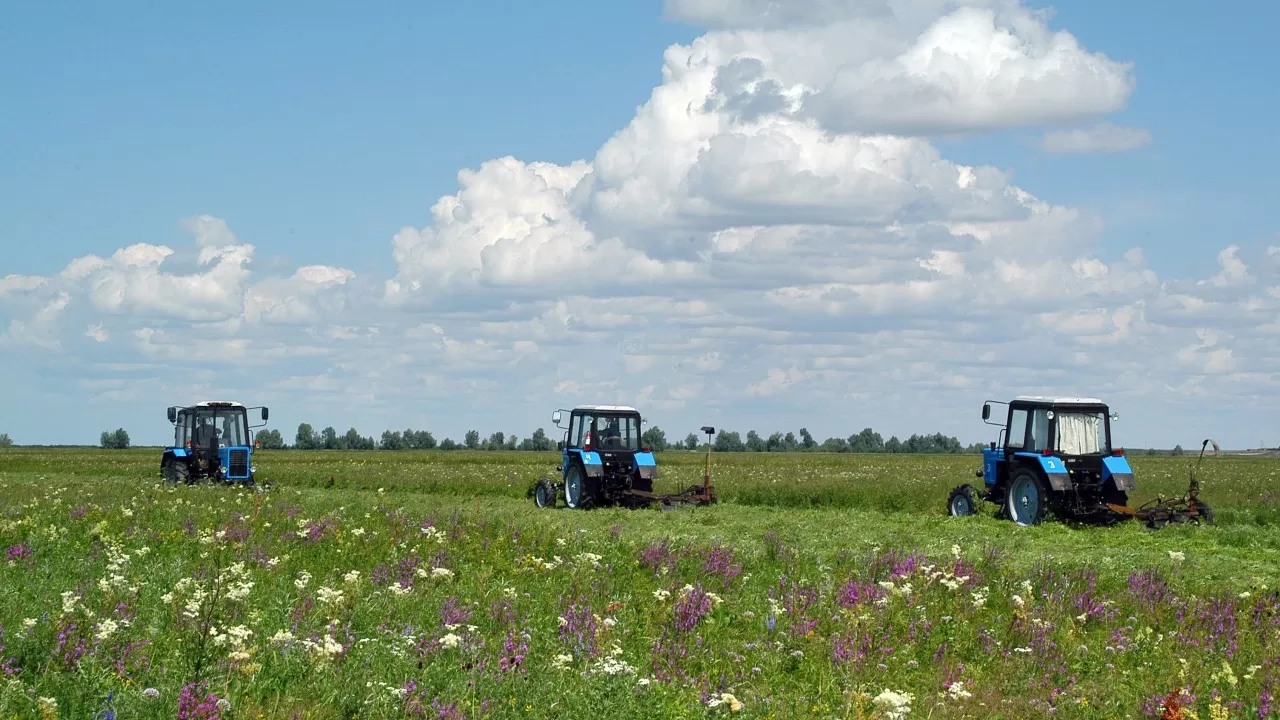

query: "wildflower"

left=343, top=570, right=361, bottom=585
left=1169, top=550, right=1185, bottom=562
left=317, top=586, right=344, bottom=605
left=439, top=633, right=461, bottom=649
left=94, top=618, right=119, bottom=641
left=552, top=653, right=573, bottom=669
left=22, top=618, right=36, bottom=630
left=36, top=697, right=57, bottom=720
left=946, top=682, right=973, bottom=701
left=652, top=589, right=671, bottom=601
left=873, top=689, right=914, bottom=720
left=295, top=570, right=312, bottom=590
left=951, top=544, right=961, bottom=558
left=707, top=693, right=744, bottom=712
left=142, top=688, right=160, bottom=698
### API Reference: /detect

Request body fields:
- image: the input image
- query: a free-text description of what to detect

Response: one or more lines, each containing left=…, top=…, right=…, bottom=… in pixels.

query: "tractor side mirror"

left=701, top=426, right=715, bottom=434
left=261, top=407, right=269, bottom=421
left=552, top=410, right=562, bottom=426
left=167, top=407, right=177, bottom=423
left=1110, top=412, right=1119, bottom=421
left=981, top=404, right=991, bottom=421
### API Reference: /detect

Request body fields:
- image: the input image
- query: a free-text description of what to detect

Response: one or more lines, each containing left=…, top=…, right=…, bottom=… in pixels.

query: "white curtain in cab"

left=1056, top=413, right=1102, bottom=455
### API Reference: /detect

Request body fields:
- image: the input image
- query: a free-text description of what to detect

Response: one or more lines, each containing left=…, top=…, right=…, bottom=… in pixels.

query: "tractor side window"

left=623, top=417, right=641, bottom=450
left=1007, top=409, right=1028, bottom=449
left=1028, top=408, right=1051, bottom=452
left=568, top=415, right=583, bottom=448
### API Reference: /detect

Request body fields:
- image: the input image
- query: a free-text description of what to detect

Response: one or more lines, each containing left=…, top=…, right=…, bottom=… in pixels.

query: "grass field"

left=2, top=447, right=1280, bottom=718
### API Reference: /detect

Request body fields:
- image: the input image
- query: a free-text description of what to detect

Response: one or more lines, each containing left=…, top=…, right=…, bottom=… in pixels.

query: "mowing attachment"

left=1105, top=439, right=1216, bottom=529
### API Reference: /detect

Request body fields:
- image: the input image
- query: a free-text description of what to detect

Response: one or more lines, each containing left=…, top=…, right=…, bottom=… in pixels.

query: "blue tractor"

left=532, top=405, right=659, bottom=509
left=161, top=401, right=269, bottom=487
left=947, top=396, right=1139, bottom=526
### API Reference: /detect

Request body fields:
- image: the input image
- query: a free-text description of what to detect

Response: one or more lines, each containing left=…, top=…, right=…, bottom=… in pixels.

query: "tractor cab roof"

left=572, top=405, right=639, bottom=414
left=193, top=401, right=246, bottom=408
left=1012, top=396, right=1107, bottom=408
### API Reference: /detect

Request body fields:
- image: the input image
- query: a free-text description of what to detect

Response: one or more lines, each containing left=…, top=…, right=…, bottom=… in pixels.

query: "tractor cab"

left=162, top=401, right=269, bottom=486
left=547, top=405, right=657, bottom=508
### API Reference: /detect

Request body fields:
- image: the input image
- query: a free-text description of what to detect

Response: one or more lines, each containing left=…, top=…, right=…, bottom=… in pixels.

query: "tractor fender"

left=634, top=451, right=658, bottom=480
left=166, top=447, right=190, bottom=459
left=1101, top=455, right=1135, bottom=491
left=574, top=450, right=604, bottom=478
left=1014, top=452, right=1072, bottom=492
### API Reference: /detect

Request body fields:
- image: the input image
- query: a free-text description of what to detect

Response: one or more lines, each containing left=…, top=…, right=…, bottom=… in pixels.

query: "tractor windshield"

left=586, top=414, right=641, bottom=451
left=1055, top=411, right=1109, bottom=455
left=177, top=408, right=249, bottom=448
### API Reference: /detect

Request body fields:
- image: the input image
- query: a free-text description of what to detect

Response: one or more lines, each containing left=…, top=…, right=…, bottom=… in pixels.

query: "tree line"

left=244, top=423, right=985, bottom=454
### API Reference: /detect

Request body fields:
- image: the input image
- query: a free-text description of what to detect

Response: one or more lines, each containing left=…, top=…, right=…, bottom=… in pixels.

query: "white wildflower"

left=295, top=570, right=311, bottom=590
left=94, top=618, right=119, bottom=641
left=438, top=633, right=461, bottom=649
left=873, top=689, right=914, bottom=720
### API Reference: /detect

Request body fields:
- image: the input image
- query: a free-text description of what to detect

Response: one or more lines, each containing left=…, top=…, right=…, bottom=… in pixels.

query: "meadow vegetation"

left=2, top=448, right=1280, bottom=718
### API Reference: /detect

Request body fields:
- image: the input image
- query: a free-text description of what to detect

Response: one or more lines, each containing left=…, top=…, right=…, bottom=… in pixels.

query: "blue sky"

left=2, top=0, right=1278, bottom=449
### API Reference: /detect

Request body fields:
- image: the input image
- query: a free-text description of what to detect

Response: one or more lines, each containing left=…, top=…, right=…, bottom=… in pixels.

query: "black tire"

left=564, top=464, right=591, bottom=509
left=163, top=462, right=190, bottom=486
left=534, top=478, right=557, bottom=508
left=632, top=471, right=654, bottom=494
left=947, top=484, right=978, bottom=517
left=1005, top=469, right=1047, bottom=526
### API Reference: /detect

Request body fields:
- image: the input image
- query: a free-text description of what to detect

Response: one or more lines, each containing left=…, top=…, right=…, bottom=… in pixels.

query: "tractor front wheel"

left=1006, top=470, right=1047, bottom=526
left=534, top=478, right=557, bottom=508
left=947, top=484, right=978, bottom=517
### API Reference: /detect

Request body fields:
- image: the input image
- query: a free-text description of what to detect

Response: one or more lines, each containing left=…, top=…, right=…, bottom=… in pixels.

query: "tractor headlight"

left=250, top=465, right=257, bottom=475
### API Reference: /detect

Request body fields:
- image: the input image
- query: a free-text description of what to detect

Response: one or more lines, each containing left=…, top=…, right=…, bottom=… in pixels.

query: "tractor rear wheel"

left=564, top=465, right=591, bottom=509
left=163, top=462, right=190, bottom=486
left=534, top=478, right=557, bottom=508
left=947, top=484, right=978, bottom=517
left=1006, top=469, right=1047, bottom=526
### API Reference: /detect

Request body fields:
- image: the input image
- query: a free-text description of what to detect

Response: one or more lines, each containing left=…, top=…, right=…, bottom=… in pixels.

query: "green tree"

left=256, top=429, right=285, bottom=449
left=848, top=428, right=885, bottom=453
left=745, top=430, right=766, bottom=452
left=0, top=433, right=12, bottom=448
left=464, top=430, right=480, bottom=449
left=641, top=426, right=668, bottom=451
left=684, top=433, right=699, bottom=450
left=440, top=438, right=459, bottom=450
left=714, top=431, right=745, bottom=452
left=381, top=430, right=404, bottom=450
left=101, top=428, right=130, bottom=449
left=403, top=429, right=436, bottom=449
left=320, top=426, right=338, bottom=450
left=295, top=423, right=317, bottom=450
left=799, top=428, right=815, bottom=450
